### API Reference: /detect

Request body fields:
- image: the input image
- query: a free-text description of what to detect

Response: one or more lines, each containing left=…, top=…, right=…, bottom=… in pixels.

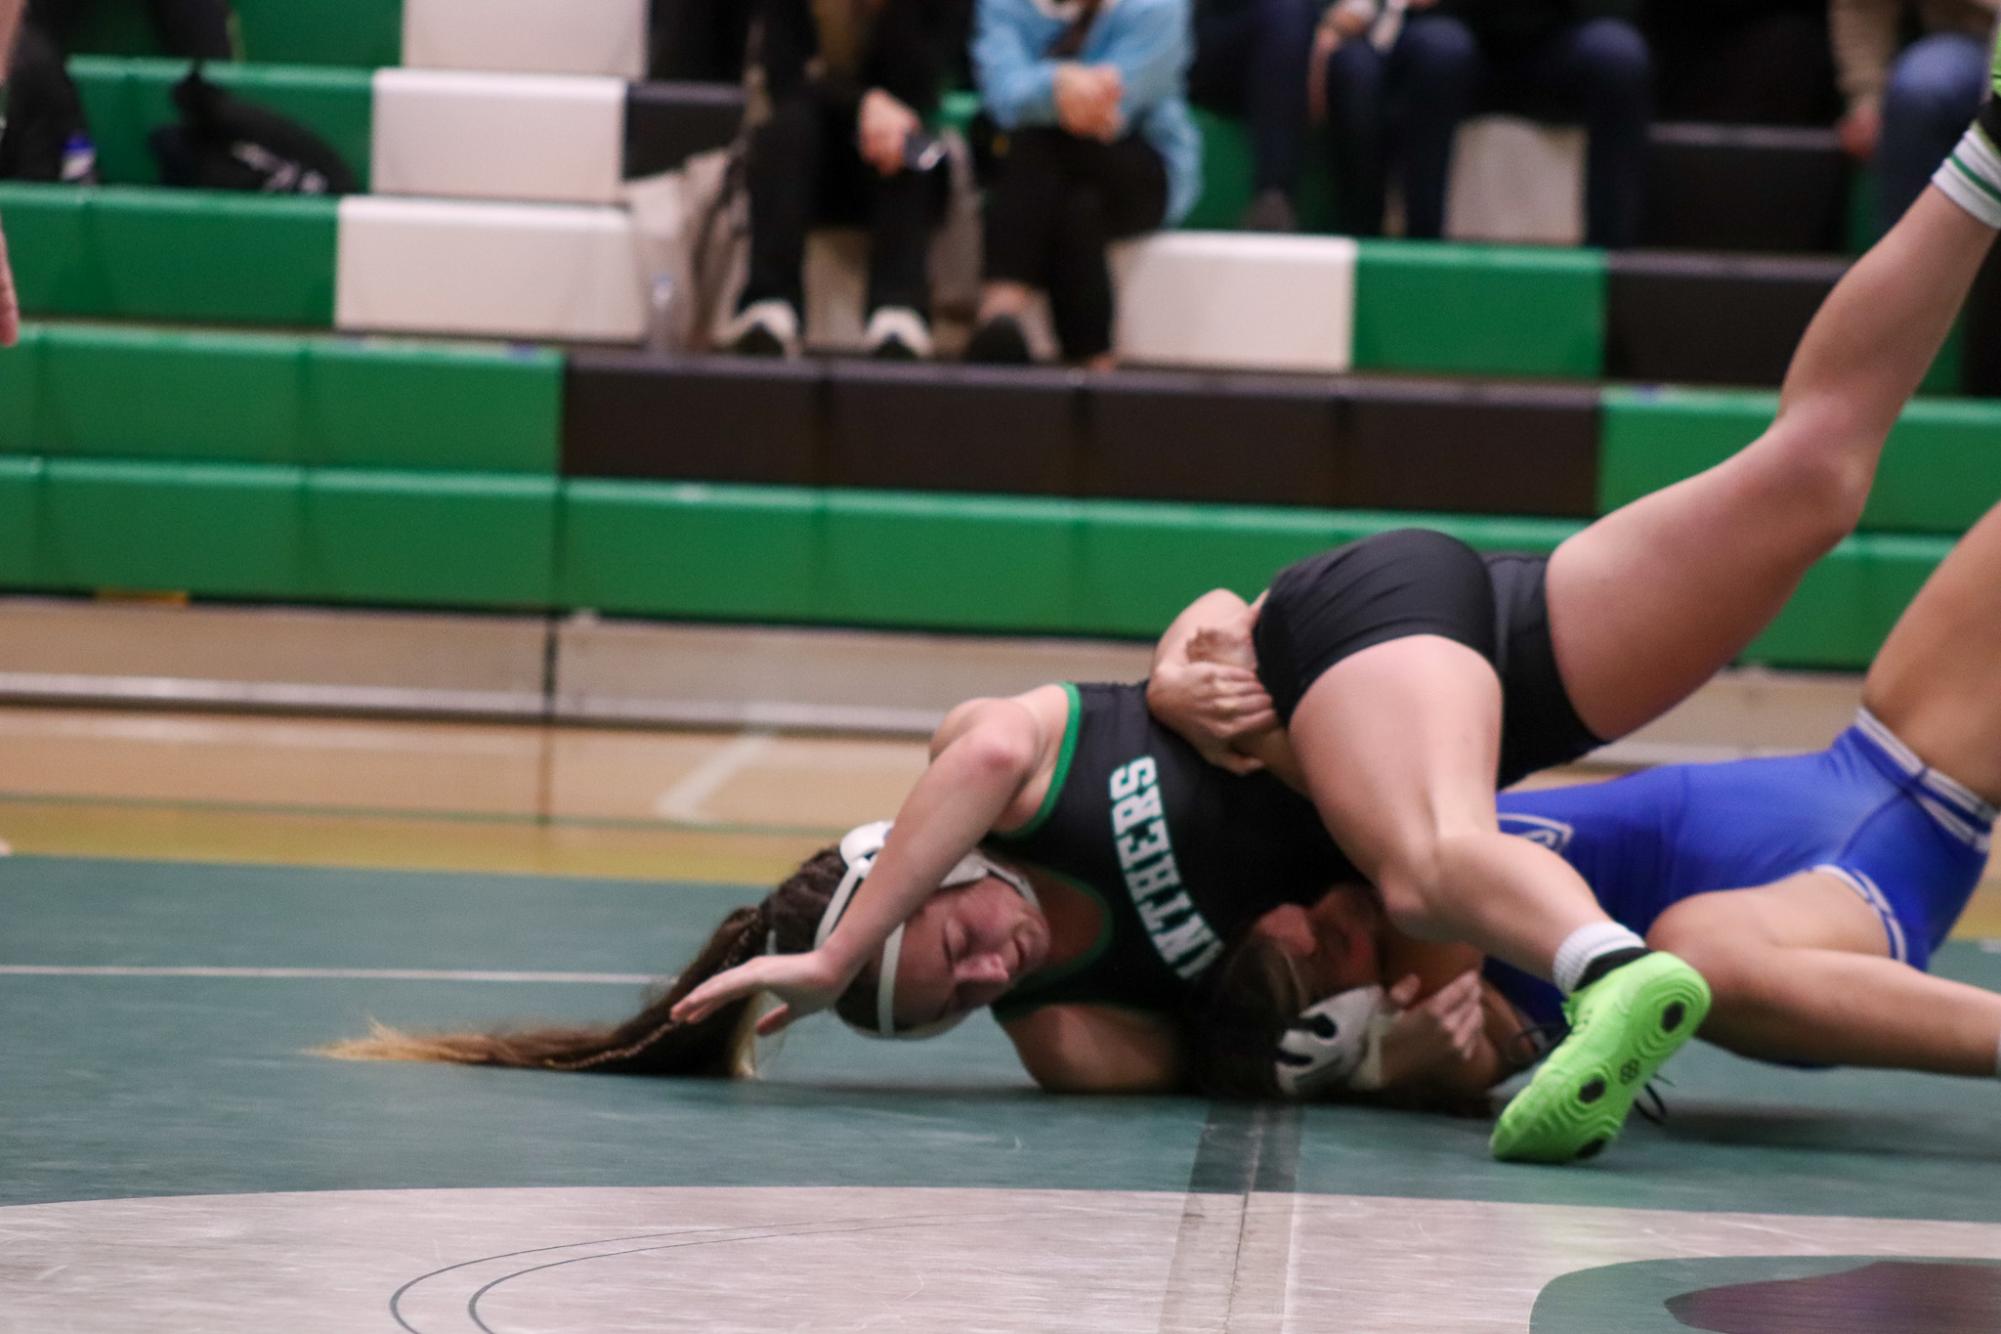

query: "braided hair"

left=323, top=846, right=853, bottom=1078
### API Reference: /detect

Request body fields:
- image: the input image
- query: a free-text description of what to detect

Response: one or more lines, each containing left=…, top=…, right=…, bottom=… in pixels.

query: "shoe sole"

left=1489, top=954, right=1711, bottom=1165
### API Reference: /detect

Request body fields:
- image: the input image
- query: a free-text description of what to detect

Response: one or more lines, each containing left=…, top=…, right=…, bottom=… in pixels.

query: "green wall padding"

left=306, top=471, right=557, bottom=606
left=38, top=458, right=307, bottom=597
left=68, top=0, right=403, bottom=67
left=557, top=482, right=1937, bottom=667
left=29, top=460, right=557, bottom=606
left=0, top=327, right=44, bottom=448
left=0, top=466, right=1954, bottom=667
left=560, top=482, right=822, bottom=620
left=71, top=57, right=374, bottom=190
left=0, top=326, right=560, bottom=472
left=561, top=484, right=1583, bottom=636
left=0, top=184, right=338, bottom=326
left=28, top=326, right=302, bottom=463
left=1352, top=241, right=1606, bottom=378
left=1600, top=387, right=2001, bottom=534
left=821, top=490, right=1083, bottom=631
left=0, top=456, right=38, bottom=581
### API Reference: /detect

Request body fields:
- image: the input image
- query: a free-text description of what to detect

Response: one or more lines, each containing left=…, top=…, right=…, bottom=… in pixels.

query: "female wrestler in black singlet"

left=330, top=680, right=1474, bottom=1094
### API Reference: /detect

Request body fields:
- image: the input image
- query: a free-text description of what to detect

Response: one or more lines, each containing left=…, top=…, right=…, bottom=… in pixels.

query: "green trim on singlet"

left=988, top=860, right=1116, bottom=1022
left=991, top=682, right=1081, bottom=843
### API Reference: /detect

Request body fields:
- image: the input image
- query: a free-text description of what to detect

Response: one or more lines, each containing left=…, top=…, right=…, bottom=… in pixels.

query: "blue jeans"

left=1324, top=14, right=1652, bottom=246
left=1876, top=31, right=1986, bottom=236
left=1191, top=0, right=1316, bottom=192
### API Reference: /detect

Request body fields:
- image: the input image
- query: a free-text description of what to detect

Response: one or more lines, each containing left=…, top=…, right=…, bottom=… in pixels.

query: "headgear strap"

left=814, top=820, right=1038, bottom=1039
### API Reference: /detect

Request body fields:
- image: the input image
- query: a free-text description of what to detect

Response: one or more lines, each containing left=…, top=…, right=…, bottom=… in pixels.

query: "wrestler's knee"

left=1646, top=901, right=1768, bottom=1009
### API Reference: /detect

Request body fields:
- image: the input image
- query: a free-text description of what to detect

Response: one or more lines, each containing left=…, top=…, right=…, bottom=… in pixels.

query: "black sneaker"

left=965, top=314, right=1033, bottom=365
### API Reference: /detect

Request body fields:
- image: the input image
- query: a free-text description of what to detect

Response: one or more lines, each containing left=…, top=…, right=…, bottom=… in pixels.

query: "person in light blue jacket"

left=967, top=0, right=1201, bottom=367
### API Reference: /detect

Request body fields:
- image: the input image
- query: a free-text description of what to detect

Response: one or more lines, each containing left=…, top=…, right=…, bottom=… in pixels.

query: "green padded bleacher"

left=71, top=57, right=374, bottom=190
left=68, top=0, right=402, bottom=68
left=0, top=326, right=560, bottom=471
left=16, top=459, right=557, bottom=606
left=0, top=453, right=1949, bottom=667
left=1601, top=388, right=2001, bottom=534
left=1351, top=242, right=1606, bottom=379
left=0, top=184, right=336, bottom=325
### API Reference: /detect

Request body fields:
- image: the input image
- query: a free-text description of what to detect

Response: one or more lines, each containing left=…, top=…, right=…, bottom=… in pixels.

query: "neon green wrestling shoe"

left=1489, top=952, right=1710, bottom=1165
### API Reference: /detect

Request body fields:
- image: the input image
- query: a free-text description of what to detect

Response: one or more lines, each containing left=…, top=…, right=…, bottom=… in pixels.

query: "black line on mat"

left=1160, top=1101, right=1303, bottom=1332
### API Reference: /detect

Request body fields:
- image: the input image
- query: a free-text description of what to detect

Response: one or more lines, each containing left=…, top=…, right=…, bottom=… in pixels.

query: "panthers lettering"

left=1106, top=757, right=1224, bottom=979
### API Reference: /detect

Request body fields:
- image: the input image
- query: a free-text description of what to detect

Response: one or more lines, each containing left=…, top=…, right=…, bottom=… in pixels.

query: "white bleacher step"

left=401, top=0, right=648, bottom=79
left=371, top=69, right=627, bottom=205
left=1444, top=116, right=1585, bottom=247
left=796, top=229, right=1358, bottom=372
left=336, top=197, right=648, bottom=342
left=1111, top=232, right=1356, bottom=372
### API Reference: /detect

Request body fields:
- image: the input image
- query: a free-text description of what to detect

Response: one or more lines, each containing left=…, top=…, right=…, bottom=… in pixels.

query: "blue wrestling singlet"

left=1485, top=710, right=1997, bottom=1031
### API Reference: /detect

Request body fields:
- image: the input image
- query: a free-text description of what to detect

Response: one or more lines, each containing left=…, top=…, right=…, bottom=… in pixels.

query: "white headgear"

left=1273, top=984, right=1394, bottom=1096
left=813, top=820, right=1039, bottom=1040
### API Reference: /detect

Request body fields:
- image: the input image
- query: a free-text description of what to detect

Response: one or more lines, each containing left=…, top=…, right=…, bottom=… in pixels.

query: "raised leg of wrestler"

left=1286, top=636, right=1605, bottom=974
left=1650, top=873, right=2001, bottom=1077
left=1285, top=637, right=1710, bottom=1164
left=1863, top=498, right=2001, bottom=806
left=1547, top=188, right=1998, bottom=742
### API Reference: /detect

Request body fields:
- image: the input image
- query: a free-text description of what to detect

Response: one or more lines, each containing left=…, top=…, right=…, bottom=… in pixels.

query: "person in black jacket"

left=722, top=0, right=955, bottom=360
left=1321, top=0, right=1652, bottom=247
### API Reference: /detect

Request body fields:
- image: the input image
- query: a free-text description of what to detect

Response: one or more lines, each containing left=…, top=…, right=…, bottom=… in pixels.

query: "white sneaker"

left=864, top=306, right=933, bottom=360
left=719, top=299, right=801, bottom=357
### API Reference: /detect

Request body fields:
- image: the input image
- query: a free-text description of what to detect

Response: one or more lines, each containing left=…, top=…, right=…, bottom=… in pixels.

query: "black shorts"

left=1252, top=529, right=1604, bottom=787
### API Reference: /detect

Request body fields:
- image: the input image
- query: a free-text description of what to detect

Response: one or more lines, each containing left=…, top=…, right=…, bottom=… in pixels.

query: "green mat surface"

left=5, top=853, right=1999, bottom=1223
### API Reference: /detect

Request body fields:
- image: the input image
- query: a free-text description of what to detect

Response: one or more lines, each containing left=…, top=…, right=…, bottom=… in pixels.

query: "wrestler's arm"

left=672, top=689, right=1059, bottom=1030
left=1147, top=588, right=1280, bottom=775
left=1000, top=1003, right=1185, bottom=1093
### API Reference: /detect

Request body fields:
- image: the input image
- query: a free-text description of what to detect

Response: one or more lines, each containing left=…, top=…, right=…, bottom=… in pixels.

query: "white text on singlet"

left=1108, top=756, right=1224, bottom=979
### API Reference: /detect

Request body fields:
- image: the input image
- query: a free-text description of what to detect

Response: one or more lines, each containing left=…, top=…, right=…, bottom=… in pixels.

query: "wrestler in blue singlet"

left=1485, top=710, right=1997, bottom=1037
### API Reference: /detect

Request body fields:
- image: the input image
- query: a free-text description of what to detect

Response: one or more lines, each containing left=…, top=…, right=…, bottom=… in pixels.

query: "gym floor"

left=5, top=705, right=2001, bottom=1332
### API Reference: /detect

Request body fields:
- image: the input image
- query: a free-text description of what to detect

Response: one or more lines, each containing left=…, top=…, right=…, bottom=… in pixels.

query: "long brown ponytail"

left=322, top=846, right=851, bottom=1078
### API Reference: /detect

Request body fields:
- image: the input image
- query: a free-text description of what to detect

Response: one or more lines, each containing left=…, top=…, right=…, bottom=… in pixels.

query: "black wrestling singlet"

left=989, top=682, right=1357, bottom=1020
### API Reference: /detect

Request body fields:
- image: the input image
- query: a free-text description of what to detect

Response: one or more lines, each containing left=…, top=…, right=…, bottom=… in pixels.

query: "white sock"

left=1933, top=126, right=2001, bottom=229
left=1552, top=922, right=1647, bottom=995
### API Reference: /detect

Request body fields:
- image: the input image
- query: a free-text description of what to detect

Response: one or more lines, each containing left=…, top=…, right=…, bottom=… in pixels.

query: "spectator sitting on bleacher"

left=721, top=0, right=955, bottom=360
left=1321, top=0, right=1652, bottom=247
left=1188, top=0, right=1315, bottom=230
left=1834, top=0, right=1999, bottom=237
left=967, top=0, right=1199, bottom=368
left=0, top=0, right=234, bottom=184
